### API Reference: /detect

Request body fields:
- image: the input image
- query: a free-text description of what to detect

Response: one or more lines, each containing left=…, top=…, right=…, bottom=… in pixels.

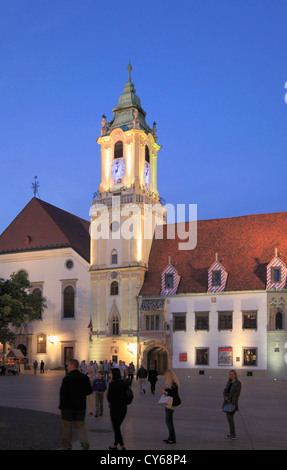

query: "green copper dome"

left=105, top=63, right=152, bottom=134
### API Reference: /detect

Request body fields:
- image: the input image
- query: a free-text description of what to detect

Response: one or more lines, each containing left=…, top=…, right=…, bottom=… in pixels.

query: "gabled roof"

left=140, top=211, right=287, bottom=295
left=0, top=198, right=90, bottom=262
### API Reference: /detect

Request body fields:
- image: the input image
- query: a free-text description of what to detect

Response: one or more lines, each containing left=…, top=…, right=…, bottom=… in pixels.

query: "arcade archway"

left=144, top=345, right=169, bottom=375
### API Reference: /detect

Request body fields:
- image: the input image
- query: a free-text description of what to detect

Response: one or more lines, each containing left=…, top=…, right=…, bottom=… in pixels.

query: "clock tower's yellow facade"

left=89, top=65, right=165, bottom=365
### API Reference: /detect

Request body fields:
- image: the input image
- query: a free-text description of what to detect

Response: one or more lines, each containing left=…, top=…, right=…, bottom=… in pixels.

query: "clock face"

left=112, top=158, right=126, bottom=181
left=144, top=162, right=151, bottom=187
left=110, top=221, right=120, bottom=232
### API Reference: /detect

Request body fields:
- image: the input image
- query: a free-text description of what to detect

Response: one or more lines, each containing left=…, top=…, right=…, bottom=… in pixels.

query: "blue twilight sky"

left=1, top=0, right=287, bottom=234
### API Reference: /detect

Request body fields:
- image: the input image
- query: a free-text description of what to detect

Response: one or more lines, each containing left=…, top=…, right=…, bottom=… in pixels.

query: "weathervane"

left=32, top=176, right=40, bottom=198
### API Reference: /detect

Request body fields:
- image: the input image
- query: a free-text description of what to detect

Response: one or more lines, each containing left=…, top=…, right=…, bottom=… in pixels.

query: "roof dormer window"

left=266, top=250, right=286, bottom=290
left=161, top=259, right=180, bottom=295
left=165, top=273, right=174, bottom=289
left=208, top=254, right=228, bottom=293
left=212, top=271, right=221, bottom=287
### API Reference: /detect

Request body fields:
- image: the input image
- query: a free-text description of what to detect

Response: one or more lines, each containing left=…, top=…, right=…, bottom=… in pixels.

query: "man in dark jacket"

left=136, top=364, right=148, bottom=394
left=59, top=358, right=92, bottom=450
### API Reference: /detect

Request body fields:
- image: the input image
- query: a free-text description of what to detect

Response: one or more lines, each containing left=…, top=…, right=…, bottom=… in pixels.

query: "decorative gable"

left=161, top=260, right=180, bottom=295
left=208, top=254, right=228, bottom=293
left=266, top=250, right=286, bottom=290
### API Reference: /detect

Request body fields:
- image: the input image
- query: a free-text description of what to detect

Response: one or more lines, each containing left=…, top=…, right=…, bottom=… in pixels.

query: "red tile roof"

left=0, top=198, right=90, bottom=262
left=140, top=212, right=287, bottom=295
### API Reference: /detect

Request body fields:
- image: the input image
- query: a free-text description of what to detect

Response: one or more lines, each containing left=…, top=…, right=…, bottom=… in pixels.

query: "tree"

left=0, top=271, right=47, bottom=345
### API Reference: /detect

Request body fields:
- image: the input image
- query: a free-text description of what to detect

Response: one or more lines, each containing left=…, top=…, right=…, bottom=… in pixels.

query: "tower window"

left=111, top=249, right=118, bottom=265
left=145, top=145, right=150, bottom=163
left=110, top=281, right=119, bottom=296
left=114, top=140, right=123, bottom=159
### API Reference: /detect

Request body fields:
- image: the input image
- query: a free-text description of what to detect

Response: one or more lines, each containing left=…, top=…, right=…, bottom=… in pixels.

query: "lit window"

left=242, top=311, right=257, bottom=329
left=243, top=348, right=257, bottom=366
left=37, top=334, right=46, bottom=354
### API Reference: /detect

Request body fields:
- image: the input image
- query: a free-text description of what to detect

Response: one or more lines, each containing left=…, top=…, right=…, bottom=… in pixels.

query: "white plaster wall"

left=0, top=248, right=91, bottom=368
left=167, top=292, right=267, bottom=372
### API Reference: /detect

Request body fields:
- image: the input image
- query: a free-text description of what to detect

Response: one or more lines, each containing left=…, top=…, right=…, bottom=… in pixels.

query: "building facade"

left=0, top=198, right=91, bottom=369
left=1, top=66, right=287, bottom=378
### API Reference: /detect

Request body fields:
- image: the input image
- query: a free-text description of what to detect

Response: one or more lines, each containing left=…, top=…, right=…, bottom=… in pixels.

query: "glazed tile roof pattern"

left=140, top=212, right=287, bottom=295
left=0, top=198, right=90, bottom=262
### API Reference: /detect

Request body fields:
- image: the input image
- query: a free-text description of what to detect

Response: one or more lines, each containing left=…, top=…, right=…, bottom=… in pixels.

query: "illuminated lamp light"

left=126, top=343, right=137, bottom=356
left=48, top=335, right=59, bottom=344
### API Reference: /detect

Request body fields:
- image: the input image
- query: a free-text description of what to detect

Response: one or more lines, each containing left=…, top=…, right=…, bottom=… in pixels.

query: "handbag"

left=158, top=395, right=173, bottom=408
left=222, top=402, right=236, bottom=413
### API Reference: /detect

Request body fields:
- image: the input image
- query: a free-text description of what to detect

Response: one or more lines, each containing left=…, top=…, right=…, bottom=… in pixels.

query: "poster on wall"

left=179, top=353, right=187, bottom=362
left=218, top=347, right=233, bottom=366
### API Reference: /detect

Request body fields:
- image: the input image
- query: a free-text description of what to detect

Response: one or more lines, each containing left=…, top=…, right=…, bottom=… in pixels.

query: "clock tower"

left=89, top=64, right=165, bottom=365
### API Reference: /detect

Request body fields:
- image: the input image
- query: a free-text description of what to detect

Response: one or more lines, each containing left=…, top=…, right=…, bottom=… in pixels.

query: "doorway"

left=146, top=346, right=168, bottom=374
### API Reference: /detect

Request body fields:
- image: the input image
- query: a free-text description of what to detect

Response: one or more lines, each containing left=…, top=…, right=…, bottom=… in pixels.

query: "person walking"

left=103, top=360, right=110, bottom=382
left=93, top=370, right=107, bottom=417
left=127, top=362, right=135, bottom=385
left=59, top=358, right=93, bottom=450
left=33, top=360, right=38, bottom=375
left=136, top=364, right=148, bottom=394
left=159, top=369, right=181, bottom=445
left=222, top=369, right=241, bottom=440
left=148, top=365, right=158, bottom=394
left=40, top=360, right=45, bottom=374
left=107, top=367, right=130, bottom=450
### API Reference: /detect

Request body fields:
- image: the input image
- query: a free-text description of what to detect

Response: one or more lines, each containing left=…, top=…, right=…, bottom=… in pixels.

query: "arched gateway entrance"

left=143, top=344, right=169, bottom=375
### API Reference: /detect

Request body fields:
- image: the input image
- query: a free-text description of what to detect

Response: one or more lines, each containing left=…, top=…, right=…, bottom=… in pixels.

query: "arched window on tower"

left=114, top=140, right=123, bottom=159
left=145, top=145, right=150, bottom=163
left=110, top=281, right=119, bottom=296
left=63, top=286, right=75, bottom=318
left=111, top=249, right=118, bottom=265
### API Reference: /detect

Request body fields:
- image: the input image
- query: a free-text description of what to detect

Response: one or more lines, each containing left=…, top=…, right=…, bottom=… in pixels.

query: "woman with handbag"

left=222, top=370, right=241, bottom=440
left=159, top=369, right=181, bottom=445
